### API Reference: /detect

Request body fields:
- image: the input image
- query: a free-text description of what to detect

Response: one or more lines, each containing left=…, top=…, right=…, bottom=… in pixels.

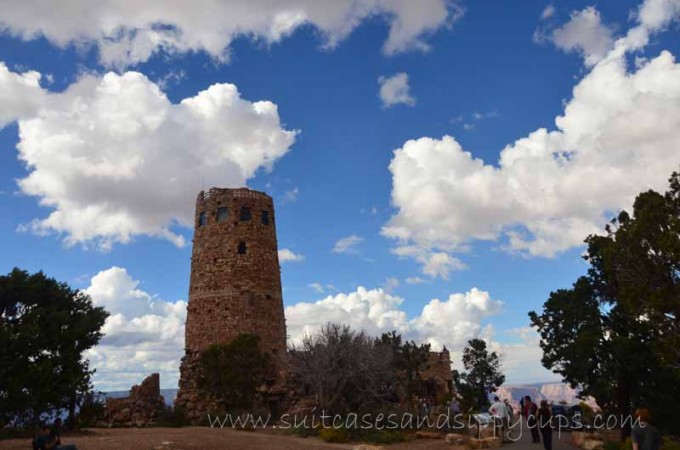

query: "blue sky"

left=1, top=0, right=679, bottom=390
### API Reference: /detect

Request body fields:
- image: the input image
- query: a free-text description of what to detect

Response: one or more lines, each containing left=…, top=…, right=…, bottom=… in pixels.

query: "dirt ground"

left=0, top=427, right=460, bottom=450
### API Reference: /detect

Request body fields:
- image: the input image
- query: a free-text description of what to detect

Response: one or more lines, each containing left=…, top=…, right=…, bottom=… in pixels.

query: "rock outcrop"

left=105, top=373, right=167, bottom=427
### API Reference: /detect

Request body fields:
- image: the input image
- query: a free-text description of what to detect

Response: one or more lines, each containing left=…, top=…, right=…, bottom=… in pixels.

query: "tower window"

left=216, top=207, right=229, bottom=224
left=198, top=212, right=206, bottom=227
left=240, top=207, right=251, bottom=221
left=238, top=241, right=247, bottom=254
left=261, top=211, right=270, bottom=225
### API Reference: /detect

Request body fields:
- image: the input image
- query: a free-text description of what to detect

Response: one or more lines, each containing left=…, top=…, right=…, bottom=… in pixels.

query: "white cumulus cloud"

left=378, top=72, right=416, bottom=108
left=83, top=267, right=186, bottom=391
left=83, top=268, right=541, bottom=388
left=537, top=7, right=615, bottom=67
left=383, top=40, right=680, bottom=272
left=0, top=0, right=462, bottom=68
left=279, top=248, right=305, bottom=263
left=332, top=234, right=364, bottom=254
left=286, top=286, right=502, bottom=353
left=284, top=286, right=552, bottom=378
left=0, top=64, right=297, bottom=250
left=0, top=63, right=44, bottom=127
left=286, top=286, right=555, bottom=381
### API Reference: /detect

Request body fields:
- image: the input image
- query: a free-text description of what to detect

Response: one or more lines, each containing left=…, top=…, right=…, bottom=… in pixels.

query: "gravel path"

left=0, top=424, right=579, bottom=450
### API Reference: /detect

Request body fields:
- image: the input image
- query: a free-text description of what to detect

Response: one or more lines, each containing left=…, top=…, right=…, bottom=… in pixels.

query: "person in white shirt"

left=489, top=396, right=510, bottom=441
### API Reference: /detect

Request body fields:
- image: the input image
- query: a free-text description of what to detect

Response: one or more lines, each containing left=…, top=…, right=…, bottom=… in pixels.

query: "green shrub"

left=319, top=427, right=351, bottom=443
left=604, top=440, right=622, bottom=450
left=76, top=394, right=106, bottom=428
left=155, top=406, right=189, bottom=428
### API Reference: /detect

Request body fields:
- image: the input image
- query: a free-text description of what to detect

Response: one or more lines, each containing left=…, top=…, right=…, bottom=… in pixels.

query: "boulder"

left=416, top=430, right=444, bottom=439
left=469, top=426, right=498, bottom=439
left=446, top=433, right=467, bottom=445
left=582, top=439, right=605, bottom=450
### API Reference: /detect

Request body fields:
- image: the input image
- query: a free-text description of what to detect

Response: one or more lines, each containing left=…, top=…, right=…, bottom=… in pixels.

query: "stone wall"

left=105, top=373, right=166, bottom=427
left=420, top=347, right=453, bottom=402
left=176, top=188, right=287, bottom=422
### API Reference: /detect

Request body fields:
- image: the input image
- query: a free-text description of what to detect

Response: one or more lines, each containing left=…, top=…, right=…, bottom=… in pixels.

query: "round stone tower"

left=175, top=187, right=287, bottom=420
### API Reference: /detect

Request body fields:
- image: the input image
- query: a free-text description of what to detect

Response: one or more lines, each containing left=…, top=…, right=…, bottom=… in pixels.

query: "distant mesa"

left=492, top=382, right=599, bottom=411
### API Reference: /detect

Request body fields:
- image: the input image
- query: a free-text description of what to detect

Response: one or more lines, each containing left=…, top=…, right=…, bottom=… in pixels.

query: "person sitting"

left=32, top=425, right=52, bottom=450
left=32, top=421, right=78, bottom=450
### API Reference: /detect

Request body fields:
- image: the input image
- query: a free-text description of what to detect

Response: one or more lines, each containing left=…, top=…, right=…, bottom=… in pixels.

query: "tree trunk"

left=618, top=378, right=631, bottom=441
left=68, top=393, right=77, bottom=430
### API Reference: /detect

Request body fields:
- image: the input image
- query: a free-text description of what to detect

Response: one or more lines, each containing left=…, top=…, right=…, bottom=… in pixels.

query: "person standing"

left=504, top=399, right=514, bottom=418
left=524, top=396, right=540, bottom=444
left=489, top=396, right=509, bottom=441
left=631, top=408, right=661, bottom=450
left=537, top=400, right=553, bottom=450
left=449, top=397, right=461, bottom=416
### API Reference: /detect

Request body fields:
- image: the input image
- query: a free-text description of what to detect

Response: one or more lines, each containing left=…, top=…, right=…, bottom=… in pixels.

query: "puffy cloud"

left=378, top=72, right=416, bottom=108
left=332, top=234, right=364, bottom=254
left=637, top=0, right=680, bottom=28
left=82, top=268, right=532, bottom=388
left=540, top=0, right=680, bottom=61
left=85, top=266, right=154, bottom=319
left=0, top=64, right=296, bottom=249
left=0, top=0, right=462, bottom=68
left=405, top=276, right=426, bottom=284
left=548, top=7, right=614, bottom=66
left=285, top=286, right=502, bottom=354
left=0, top=62, right=45, bottom=127
left=287, top=294, right=548, bottom=382
left=286, top=287, right=552, bottom=377
left=383, top=48, right=680, bottom=271
left=629, top=0, right=680, bottom=48
left=279, top=248, right=305, bottom=263
left=286, top=287, right=410, bottom=345
left=392, top=246, right=466, bottom=279
left=83, top=267, right=186, bottom=391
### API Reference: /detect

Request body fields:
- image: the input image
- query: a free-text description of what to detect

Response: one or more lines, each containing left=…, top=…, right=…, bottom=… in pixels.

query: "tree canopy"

left=289, top=323, right=394, bottom=414
left=452, top=338, right=505, bottom=411
left=0, top=268, right=109, bottom=426
left=529, top=170, right=680, bottom=435
left=199, top=333, right=272, bottom=412
left=376, top=330, right=431, bottom=403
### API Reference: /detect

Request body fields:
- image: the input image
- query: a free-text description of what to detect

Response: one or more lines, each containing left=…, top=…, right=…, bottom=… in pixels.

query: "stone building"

left=175, top=187, right=287, bottom=422
left=420, top=347, right=454, bottom=403
left=105, top=373, right=166, bottom=427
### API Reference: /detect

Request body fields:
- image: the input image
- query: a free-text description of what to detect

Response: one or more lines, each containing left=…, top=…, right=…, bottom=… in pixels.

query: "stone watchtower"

left=175, top=187, right=287, bottom=421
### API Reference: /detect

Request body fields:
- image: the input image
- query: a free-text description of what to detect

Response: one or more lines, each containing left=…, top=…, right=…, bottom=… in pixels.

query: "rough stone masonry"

left=175, top=188, right=287, bottom=422
left=105, top=373, right=166, bottom=427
